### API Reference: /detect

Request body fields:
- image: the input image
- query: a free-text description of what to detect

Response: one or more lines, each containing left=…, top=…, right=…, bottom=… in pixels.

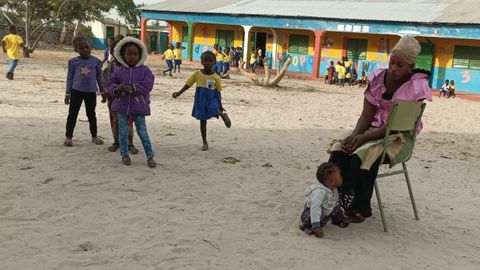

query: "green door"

left=159, top=32, right=169, bottom=53
left=415, top=43, right=434, bottom=71
left=106, top=26, right=115, bottom=39
left=149, top=32, right=158, bottom=53
left=415, top=43, right=434, bottom=86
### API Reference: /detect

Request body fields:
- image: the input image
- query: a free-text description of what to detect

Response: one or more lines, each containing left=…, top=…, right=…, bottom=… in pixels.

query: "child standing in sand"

left=173, top=42, right=185, bottom=73
left=162, top=43, right=174, bottom=76
left=2, top=25, right=27, bottom=80
left=172, top=51, right=231, bottom=151
left=64, top=37, right=106, bottom=147
left=299, top=162, right=349, bottom=238
left=109, top=37, right=156, bottom=168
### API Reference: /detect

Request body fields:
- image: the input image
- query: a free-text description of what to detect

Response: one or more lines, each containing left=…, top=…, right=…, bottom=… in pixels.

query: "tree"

left=3, top=0, right=70, bottom=57
left=238, top=56, right=293, bottom=87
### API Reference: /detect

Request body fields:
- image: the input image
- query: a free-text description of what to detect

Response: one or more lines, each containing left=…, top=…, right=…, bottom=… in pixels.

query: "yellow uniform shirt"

left=249, top=53, right=256, bottom=65
left=186, top=70, right=222, bottom=91
left=344, top=60, right=352, bottom=69
left=224, top=54, right=231, bottom=62
left=2, top=34, right=23, bottom=60
left=173, top=48, right=183, bottom=60
left=164, top=49, right=174, bottom=60
left=216, top=52, right=224, bottom=62
left=338, top=66, right=346, bottom=79
left=346, top=72, right=351, bottom=79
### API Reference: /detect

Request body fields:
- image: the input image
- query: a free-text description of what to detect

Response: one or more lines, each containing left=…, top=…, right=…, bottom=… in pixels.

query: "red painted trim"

left=140, top=18, right=147, bottom=44
left=312, top=30, right=325, bottom=78
left=342, top=36, right=348, bottom=58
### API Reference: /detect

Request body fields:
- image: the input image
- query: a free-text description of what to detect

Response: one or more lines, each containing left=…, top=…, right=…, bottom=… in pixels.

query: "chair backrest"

left=386, top=100, right=426, bottom=134
left=379, top=100, right=426, bottom=164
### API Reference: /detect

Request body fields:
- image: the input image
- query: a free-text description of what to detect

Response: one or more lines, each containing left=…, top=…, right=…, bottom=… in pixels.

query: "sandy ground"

left=1, top=49, right=480, bottom=270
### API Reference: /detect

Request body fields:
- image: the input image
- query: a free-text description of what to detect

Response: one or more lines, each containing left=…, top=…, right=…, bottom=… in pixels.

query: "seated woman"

left=328, top=36, right=432, bottom=223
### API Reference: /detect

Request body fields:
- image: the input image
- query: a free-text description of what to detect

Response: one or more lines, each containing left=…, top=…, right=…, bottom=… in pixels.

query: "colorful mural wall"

left=167, top=21, right=480, bottom=92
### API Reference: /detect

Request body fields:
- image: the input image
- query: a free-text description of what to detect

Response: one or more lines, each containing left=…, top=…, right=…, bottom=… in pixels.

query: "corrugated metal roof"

left=140, top=0, right=480, bottom=24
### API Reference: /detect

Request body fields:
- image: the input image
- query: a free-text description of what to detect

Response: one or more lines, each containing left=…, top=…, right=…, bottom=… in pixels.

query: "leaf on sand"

left=222, top=157, right=240, bottom=164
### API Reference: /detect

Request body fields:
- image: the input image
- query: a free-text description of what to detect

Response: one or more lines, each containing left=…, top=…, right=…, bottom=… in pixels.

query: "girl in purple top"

left=329, top=36, right=432, bottom=223
left=64, top=37, right=106, bottom=147
left=109, top=37, right=156, bottom=168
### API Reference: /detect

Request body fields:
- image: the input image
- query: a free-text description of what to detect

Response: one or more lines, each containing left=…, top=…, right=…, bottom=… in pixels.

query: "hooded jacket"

left=304, top=182, right=339, bottom=228
left=109, top=37, right=154, bottom=115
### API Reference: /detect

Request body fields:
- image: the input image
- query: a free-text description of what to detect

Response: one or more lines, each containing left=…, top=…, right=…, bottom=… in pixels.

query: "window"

left=346, top=39, right=368, bottom=60
left=215, top=30, right=234, bottom=49
left=288, top=34, right=309, bottom=54
left=181, top=26, right=188, bottom=42
left=453, top=45, right=480, bottom=70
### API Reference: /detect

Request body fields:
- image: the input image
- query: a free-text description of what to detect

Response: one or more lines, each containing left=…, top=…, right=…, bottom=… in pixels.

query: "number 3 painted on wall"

left=461, top=70, right=471, bottom=83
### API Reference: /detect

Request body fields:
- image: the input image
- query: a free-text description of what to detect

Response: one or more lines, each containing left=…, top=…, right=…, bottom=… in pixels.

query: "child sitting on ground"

left=447, top=80, right=456, bottom=98
left=300, top=162, right=349, bottom=238
left=358, top=70, right=367, bottom=87
left=439, top=79, right=449, bottom=97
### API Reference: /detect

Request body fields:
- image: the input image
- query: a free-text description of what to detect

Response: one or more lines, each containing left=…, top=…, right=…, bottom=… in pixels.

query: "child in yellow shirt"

left=2, top=25, right=27, bottom=80
left=337, top=62, right=346, bottom=87
left=173, top=42, right=185, bottom=73
left=162, top=43, right=174, bottom=76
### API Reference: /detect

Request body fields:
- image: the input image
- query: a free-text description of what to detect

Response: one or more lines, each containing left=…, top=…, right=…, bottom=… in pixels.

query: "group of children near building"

left=64, top=35, right=231, bottom=168
left=439, top=79, right=456, bottom=98
left=325, top=57, right=367, bottom=88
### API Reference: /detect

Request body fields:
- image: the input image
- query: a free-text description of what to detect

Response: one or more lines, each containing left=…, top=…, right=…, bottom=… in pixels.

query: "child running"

left=299, top=162, right=349, bottom=238
left=162, top=43, right=174, bottom=76
left=173, top=42, right=185, bottom=73
left=214, top=46, right=225, bottom=75
left=172, top=51, right=231, bottom=151
left=64, top=37, right=106, bottom=147
left=2, top=25, right=27, bottom=80
left=109, top=37, right=156, bottom=167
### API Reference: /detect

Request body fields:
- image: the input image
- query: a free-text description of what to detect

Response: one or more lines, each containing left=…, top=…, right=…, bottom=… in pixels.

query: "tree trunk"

left=23, top=0, right=31, bottom=58
left=71, top=20, right=81, bottom=45
left=59, top=20, right=67, bottom=44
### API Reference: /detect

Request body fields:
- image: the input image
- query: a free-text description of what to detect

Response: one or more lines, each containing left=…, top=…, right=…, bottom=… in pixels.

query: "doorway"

left=415, top=43, right=434, bottom=86
left=254, top=32, right=267, bottom=66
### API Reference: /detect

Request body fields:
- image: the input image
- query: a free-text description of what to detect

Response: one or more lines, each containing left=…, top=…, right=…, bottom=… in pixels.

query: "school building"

left=92, top=19, right=129, bottom=49
left=139, top=0, right=480, bottom=93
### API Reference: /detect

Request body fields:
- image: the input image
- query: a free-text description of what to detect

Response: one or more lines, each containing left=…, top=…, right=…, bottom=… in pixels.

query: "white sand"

left=1, top=50, right=479, bottom=269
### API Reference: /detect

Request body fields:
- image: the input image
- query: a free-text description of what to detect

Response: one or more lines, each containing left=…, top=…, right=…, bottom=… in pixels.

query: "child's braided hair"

left=316, top=162, right=339, bottom=184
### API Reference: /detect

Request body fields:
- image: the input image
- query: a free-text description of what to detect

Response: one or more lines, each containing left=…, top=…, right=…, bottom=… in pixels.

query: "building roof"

left=140, top=0, right=480, bottom=25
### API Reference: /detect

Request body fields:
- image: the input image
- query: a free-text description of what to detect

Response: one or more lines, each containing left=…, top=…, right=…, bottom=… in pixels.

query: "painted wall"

left=91, top=21, right=128, bottom=49
left=427, top=37, right=480, bottom=93
left=170, top=22, right=244, bottom=60
left=319, top=32, right=399, bottom=77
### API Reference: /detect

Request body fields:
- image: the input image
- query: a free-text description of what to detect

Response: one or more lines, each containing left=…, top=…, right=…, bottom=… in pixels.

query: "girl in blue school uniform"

left=172, top=51, right=231, bottom=151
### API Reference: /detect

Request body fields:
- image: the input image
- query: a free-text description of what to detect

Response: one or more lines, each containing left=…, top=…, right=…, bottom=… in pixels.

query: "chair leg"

left=374, top=180, right=388, bottom=232
left=402, top=162, right=419, bottom=220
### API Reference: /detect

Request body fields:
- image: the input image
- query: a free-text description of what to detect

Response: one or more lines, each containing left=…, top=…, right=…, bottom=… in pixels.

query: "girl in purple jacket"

left=109, top=37, right=156, bottom=168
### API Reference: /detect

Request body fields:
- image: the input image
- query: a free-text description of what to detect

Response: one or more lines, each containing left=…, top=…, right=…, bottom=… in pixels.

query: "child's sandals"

left=128, top=144, right=139, bottom=155
left=92, top=137, right=104, bottom=145
left=108, top=143, right=119, bottom=152
left=147, top=157, right=156, bottom=168
left=122, top=155, right=132, bottom=166
left=201, top=143, right=209, bottom=151
left=64, top=137, right=73, bottom=147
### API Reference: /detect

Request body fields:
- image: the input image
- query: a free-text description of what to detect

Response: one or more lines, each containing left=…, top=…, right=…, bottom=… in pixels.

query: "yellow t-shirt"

left=344, top=61, right=352, bottom=69
left=164, top=49, right=174, bottom=60
left=186, top=70, right=222, bottom=91
left=224, top=54, right=231, bottom=62
left=173, top=48, right=183, bottom=60
left=249, top=53, right=256, bottom=65
left=346, top=72, right=351, bottom=79
left=216, top=52, right=224, bottom=62
left=338, top=66, right=346, bottom=79
left=2, top=34, right=23, bottom=60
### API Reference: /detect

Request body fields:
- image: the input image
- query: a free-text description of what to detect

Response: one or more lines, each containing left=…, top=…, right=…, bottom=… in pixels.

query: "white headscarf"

left=391, top=36, right=421, bottom=65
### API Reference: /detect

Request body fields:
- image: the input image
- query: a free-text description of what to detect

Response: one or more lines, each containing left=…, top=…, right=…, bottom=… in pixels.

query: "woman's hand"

left=346, top=134, right=366, bottom=153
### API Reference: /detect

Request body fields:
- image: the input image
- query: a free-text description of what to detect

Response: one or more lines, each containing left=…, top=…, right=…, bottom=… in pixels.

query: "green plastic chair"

left=374, top=100, right=427, bottom=232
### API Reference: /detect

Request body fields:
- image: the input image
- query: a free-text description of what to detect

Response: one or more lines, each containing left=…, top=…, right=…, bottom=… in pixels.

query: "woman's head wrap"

left=391, top=36, right=421, bottom=65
